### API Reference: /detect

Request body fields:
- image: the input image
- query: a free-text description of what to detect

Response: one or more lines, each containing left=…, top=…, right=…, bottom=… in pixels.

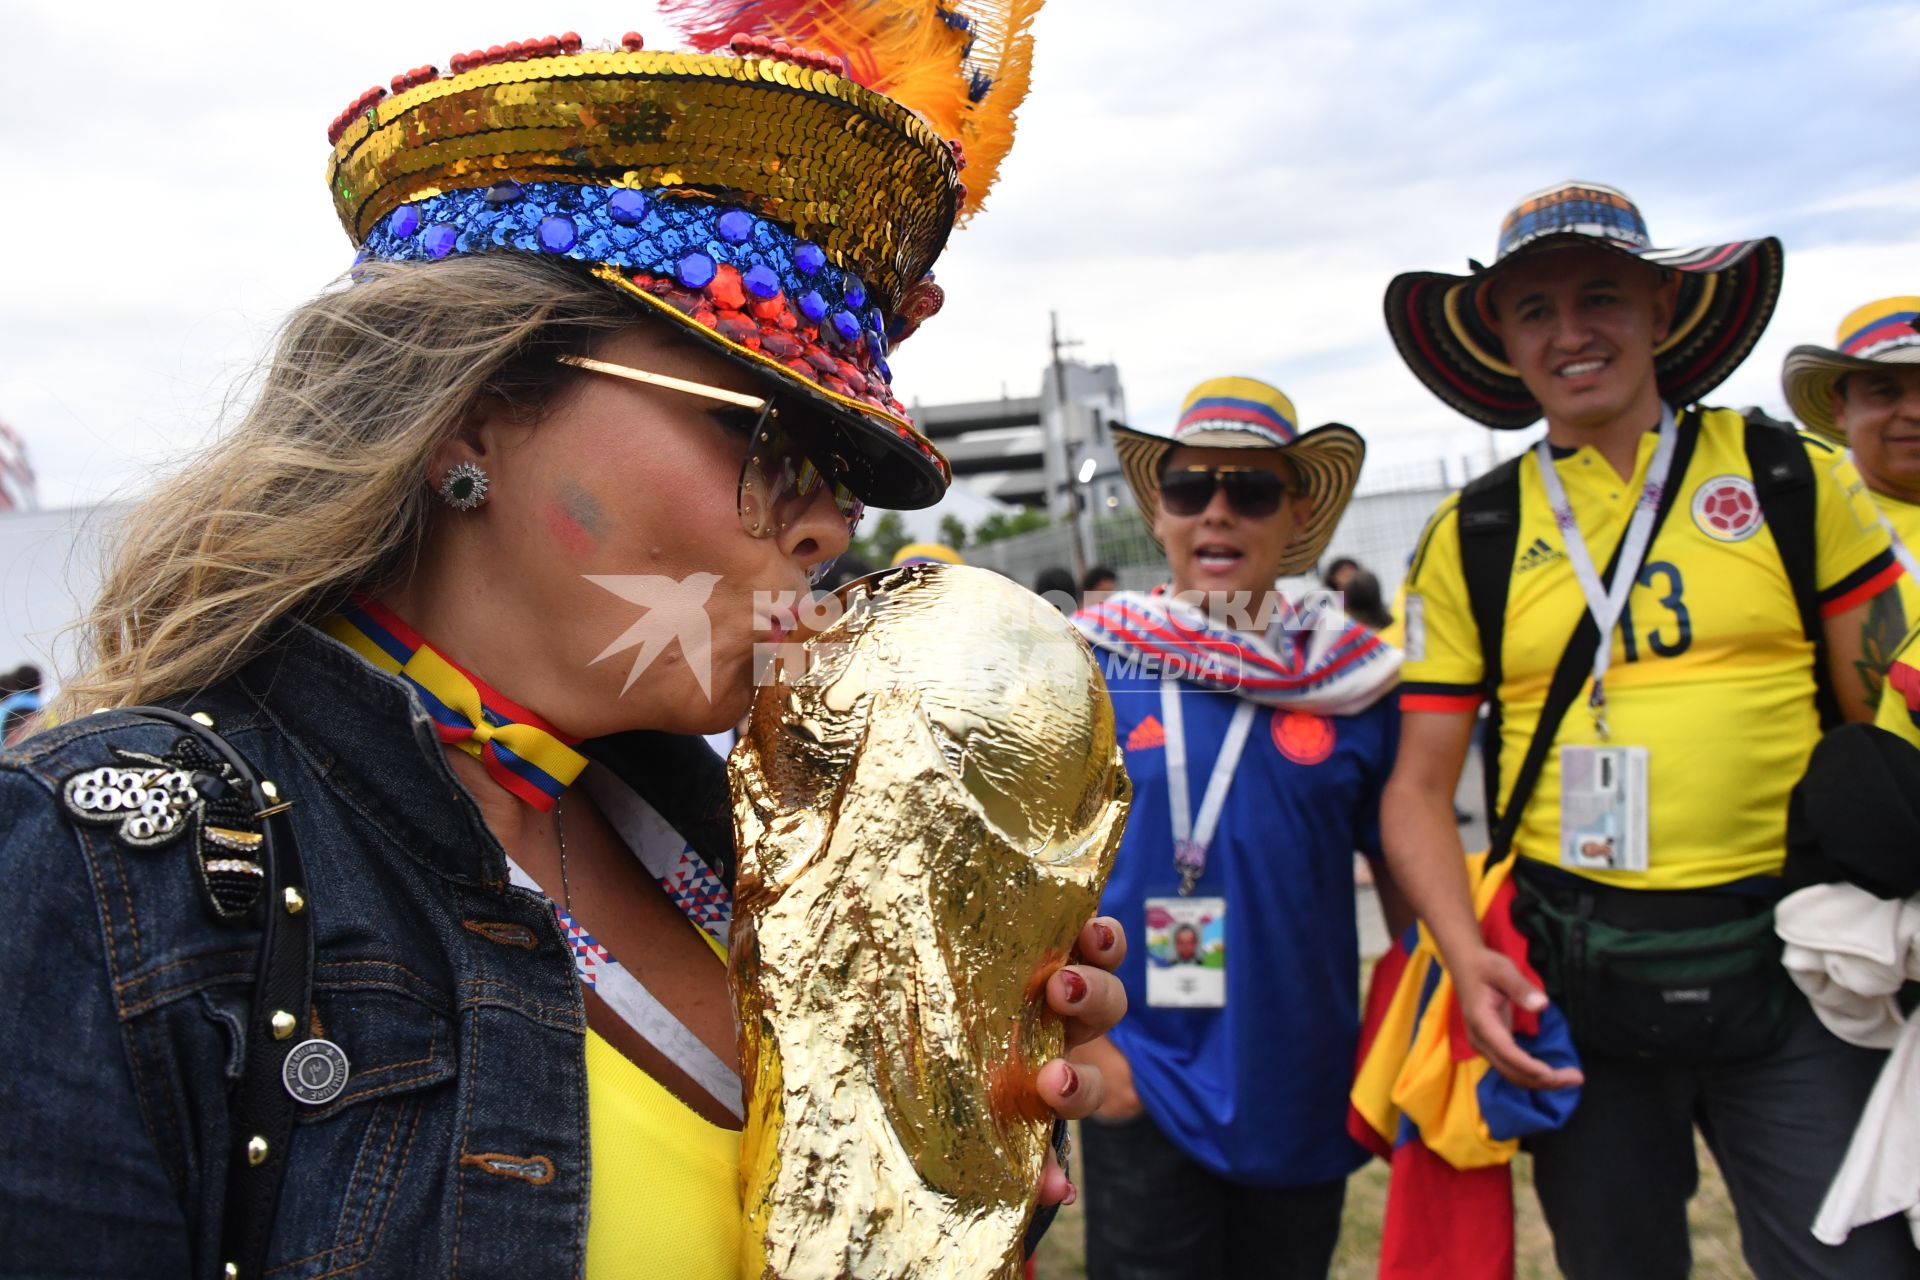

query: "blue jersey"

left=1099, top=667, right=1398, bottom=1187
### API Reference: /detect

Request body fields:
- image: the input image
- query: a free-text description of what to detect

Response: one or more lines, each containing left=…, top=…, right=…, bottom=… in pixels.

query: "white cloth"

left=1777, top=884, right=1920, bottom=1050
left=1776, top=883, right=1920, bottom=1248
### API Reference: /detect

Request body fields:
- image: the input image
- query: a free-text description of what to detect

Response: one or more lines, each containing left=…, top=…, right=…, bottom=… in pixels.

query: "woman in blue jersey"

left=1072, top=376, right=1404, bottom=1279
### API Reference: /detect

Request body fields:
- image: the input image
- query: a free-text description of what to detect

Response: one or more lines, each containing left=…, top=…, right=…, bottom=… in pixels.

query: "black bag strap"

left=1460, top=409, right=1703, bottom=865
left=1743, top=417, right=1842, bottom=731
left=120, top=706, right=313, bottom=1280
left=1457, top=454, right=1526, bottom=824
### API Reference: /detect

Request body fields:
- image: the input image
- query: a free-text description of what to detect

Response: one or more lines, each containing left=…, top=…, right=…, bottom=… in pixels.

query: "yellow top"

left=584, top=918, right=749, bottom=1280
left=1400, top=409, right=1895, bottom=889
left=584, top=1026, right=742, bottom=1280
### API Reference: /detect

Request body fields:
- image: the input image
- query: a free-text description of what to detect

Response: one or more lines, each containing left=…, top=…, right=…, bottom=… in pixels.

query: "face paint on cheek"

left=545, top=481, right=610, bottom=560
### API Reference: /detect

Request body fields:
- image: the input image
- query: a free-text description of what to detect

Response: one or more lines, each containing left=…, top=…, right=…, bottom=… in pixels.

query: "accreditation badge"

left=1144, top=897, right=1226, bottom=1008
left=1558, top=745, right=1650, bottom=873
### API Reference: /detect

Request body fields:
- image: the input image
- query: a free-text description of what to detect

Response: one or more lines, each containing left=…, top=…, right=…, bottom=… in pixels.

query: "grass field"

left=1033, top=1126, right=1756, bottom=1279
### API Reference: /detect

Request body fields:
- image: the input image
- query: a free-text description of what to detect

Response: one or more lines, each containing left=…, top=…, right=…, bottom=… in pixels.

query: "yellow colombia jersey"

left=584, top=924, right=746, bottom=1280
left=1877, top=622, right=1920, bottom=750
left=1402, top=407, right=1897, bottom=890
left=1868, top=489, right=1920, bottom=623
left=583, top=1030, right=742, bottom=1280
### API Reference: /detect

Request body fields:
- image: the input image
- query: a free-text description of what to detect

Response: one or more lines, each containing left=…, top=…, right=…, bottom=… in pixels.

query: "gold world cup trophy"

left=730, top=563, right=1130, bottom=1279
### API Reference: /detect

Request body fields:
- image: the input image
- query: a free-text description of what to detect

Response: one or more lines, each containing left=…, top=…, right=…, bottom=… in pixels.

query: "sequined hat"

left=327, top=7, right=1043, bottom=510
left=1385, top=181, right=1784, bottom=430
left=1782, top=296, right=1920, bottom=442
left=1114, top=376, right=1366, bottom=576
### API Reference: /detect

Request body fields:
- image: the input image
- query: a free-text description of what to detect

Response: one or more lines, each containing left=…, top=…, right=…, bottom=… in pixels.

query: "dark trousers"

left=1080, top=1110, right=1346, bottom=1280
left=1529, top=1009, right=1920, bottom=1279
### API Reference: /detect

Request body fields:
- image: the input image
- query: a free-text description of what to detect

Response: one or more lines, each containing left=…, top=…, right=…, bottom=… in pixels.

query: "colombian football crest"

left=1691, top=475, right=1765, bottom=542
left=1272, top=710, right=1336, bottom=765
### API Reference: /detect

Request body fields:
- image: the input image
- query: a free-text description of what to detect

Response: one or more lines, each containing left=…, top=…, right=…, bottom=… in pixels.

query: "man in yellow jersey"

left=1786, top=297, right=1920, bottom=642
left=1378, top=182, right=1918, bottom=1278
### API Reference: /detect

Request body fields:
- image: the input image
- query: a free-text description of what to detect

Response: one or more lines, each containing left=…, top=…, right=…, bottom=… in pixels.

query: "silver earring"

left=438, top=462, right=490, bottom=510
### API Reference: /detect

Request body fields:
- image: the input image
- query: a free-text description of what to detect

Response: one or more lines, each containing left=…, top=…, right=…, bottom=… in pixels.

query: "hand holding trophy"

left=731, top=564, right=1130, bottom=1278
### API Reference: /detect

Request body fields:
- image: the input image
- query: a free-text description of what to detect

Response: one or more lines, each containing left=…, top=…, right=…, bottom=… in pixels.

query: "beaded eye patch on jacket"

left=61, top=736, right=268, bottom=918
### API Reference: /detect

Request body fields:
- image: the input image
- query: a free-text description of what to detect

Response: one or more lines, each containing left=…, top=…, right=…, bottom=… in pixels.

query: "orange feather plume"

left=658, top=0, right=1044, bottom=221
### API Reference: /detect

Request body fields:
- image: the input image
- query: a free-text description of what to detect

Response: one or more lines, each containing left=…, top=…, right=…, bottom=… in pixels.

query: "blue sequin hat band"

left=366, top=182, right=884, bottom=350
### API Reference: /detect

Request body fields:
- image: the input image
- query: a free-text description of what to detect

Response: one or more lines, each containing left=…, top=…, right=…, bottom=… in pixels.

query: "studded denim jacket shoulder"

left=0, top=622, right=735, bottom=1279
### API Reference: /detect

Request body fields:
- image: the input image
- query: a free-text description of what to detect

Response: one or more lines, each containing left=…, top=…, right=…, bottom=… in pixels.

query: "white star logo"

left=584, top=574, right=722, bottom=697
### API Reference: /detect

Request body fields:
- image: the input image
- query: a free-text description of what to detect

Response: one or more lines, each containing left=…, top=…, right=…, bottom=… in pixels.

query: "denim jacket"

left=0, top=622, right=740, bottom=1278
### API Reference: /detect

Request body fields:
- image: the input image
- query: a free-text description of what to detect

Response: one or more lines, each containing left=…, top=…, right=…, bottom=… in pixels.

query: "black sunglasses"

left=1158, top=466, right=1294, bottom=519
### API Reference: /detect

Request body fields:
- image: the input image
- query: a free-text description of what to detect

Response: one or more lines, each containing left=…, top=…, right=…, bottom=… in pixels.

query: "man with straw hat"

left=1378, top=181, right=1917, bottom=1277
left=1793, top=304, right=1920, bottom=753
left=1071, top=377, right=1403, bottom=1279
left=1785, top=296, right=1920, bottom=631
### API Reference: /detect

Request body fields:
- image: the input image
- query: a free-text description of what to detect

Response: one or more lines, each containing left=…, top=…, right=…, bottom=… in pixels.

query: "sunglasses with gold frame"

left=557, top=354, right=865, bottom=574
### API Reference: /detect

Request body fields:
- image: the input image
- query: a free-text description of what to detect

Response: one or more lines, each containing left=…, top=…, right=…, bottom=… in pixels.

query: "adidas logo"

left=1127, top=715, right=1166, bottom=752
left=1515, top=537, right=1566, bottom=574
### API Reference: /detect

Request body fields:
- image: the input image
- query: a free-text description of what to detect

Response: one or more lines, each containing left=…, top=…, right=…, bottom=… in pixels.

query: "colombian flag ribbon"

left=325, top=598, right=589, bottom=812
left=1349, top=851, right=1582, bottom=1279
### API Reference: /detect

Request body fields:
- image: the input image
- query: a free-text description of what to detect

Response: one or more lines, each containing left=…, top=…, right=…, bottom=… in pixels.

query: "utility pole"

left=1049, top=310, right=1087, bottom=581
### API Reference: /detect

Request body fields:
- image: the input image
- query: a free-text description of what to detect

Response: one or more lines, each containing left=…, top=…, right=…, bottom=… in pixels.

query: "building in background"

left=0, top=420, right=39, bottom=514
left=0, top=504, right=118, bottom=692
left=911, top=357, right=1128, bottom=517
left=908, top=348, right=1129, bottom=575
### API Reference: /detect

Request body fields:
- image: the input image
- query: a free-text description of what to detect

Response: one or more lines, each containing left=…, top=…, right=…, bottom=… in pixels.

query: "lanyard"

left=1882, top=515, right=1920, bottom=584
left=1161, top=680, right=1257, bottom=895
left=1532, top=405, right=1679, bottom=739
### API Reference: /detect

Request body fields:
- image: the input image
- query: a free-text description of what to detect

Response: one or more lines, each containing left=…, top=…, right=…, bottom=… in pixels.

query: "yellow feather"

left=754, top=1, right=1046, bottom=221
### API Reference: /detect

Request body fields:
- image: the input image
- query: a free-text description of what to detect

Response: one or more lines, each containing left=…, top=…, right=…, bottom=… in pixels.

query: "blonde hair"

left=59, top=255, right=640, bottom=717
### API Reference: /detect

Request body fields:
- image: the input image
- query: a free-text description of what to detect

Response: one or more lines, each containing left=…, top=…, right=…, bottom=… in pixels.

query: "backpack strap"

left=1744, top=416, right=1842, bottom=730
left=1464, top=410, right=1704, bottom=864
left=115, top=706, right=314, bottom=1280
left=1456, top=455, right=1525, bottom=826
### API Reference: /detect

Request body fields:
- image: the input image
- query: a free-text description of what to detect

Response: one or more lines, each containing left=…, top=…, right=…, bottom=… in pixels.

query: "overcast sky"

left=3, top=1, right=1915, bottom=509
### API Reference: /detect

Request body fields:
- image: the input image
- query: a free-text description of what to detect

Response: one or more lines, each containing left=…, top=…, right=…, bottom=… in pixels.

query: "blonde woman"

left=0, top=25, right=1123, bottom=1280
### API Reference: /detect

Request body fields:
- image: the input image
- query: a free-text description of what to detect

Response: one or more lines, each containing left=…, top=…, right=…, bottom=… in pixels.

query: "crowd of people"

left=0, top=664, right=42, bottom=746
left=1067, top=181, right=1920, bottom=1280
left=1, top=10, right=1916, bottom=1280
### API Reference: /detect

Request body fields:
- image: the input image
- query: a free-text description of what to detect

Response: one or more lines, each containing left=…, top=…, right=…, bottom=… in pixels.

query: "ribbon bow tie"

left=325, top=599, right=588, bottom=812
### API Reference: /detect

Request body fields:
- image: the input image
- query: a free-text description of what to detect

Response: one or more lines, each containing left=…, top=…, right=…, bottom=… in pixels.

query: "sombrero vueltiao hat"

left=891, top=542, right=965, bottom=567
left=1114, top=376, right=1365, bottom=576
left=1782, top=296, right=1920, bottom=442
left=326, top=4, right=1045, bottom=509
left=1385, top=181, right=1784, bottom=430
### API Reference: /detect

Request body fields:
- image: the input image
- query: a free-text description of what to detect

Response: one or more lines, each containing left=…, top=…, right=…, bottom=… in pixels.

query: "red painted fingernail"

left=1057, top=1063, right=1080, bottom=1097
left=1060, top=970, right=1088, bottom=1004
left=1095, top=923, right=1116, bottom=952
left=1064, top=1181, right=1079, bottom=1206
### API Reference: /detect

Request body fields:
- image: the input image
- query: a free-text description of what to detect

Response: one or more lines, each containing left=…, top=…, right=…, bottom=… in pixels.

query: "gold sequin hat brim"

left=328, top=46, right=964, bottom=508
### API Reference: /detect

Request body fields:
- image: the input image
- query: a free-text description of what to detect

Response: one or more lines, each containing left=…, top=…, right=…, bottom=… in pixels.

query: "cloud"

left=2, top=0, right=1915, bottom=512
left=901, top=0, right=1919, bottom=479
